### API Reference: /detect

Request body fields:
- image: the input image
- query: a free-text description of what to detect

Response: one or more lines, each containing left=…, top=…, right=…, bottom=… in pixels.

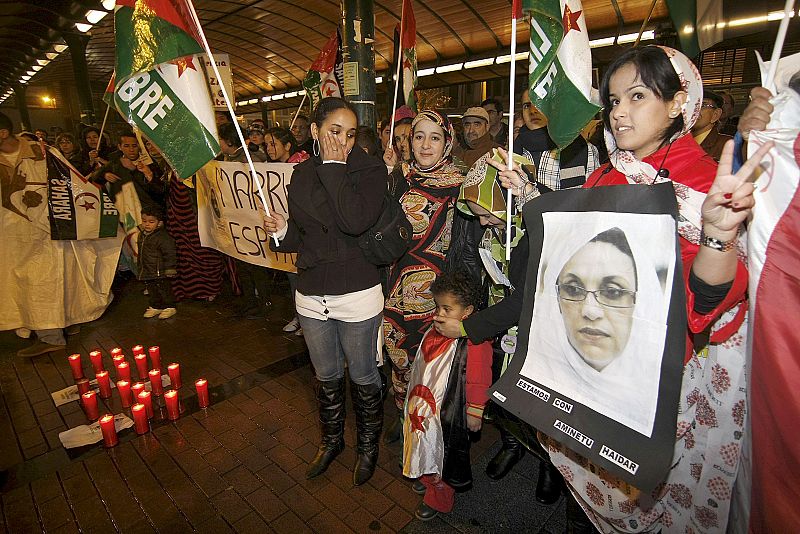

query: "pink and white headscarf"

left=604, top=46, right=706, bottom=244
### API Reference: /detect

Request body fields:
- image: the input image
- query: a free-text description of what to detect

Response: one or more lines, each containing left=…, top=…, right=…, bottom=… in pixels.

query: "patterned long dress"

left=166, top=172, right=230, bottom=300
left=383, top=166, right=465, bottom=410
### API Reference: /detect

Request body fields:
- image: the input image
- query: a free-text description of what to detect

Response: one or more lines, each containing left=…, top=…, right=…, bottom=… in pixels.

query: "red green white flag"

left=303, top=31, right=344, bottom=109
left=113, top=0, right=219, bottom=178
left=400, top=0, right=418, bottom=112
left=524, top=0, right=600, bottom=148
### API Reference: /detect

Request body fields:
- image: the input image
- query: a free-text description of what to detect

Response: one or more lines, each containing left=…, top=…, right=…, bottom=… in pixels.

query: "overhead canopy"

left=1, top=0, right=675, bottom=111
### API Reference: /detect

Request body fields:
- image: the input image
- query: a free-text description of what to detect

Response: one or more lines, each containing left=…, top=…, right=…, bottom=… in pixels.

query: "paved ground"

left=0, top=276, right=568, bottom=533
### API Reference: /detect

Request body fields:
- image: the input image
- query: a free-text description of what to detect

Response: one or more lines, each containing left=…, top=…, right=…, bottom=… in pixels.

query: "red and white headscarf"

left=604, top=46, right=706, bottom=244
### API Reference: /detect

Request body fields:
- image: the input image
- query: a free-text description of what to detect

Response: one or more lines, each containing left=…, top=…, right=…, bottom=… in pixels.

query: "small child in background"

left=402, top=270, right=493, bottom=521
left=137, top=206, right=177, bottom=319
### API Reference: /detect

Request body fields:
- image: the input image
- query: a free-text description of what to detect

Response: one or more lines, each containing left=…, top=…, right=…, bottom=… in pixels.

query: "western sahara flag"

left=400, top=0, right=418, bottom=112
left=114, top=0, right=220, bottom=179
left=303, top=31, right=345, bottom=110
left=524, top=0, right=600, bottom=149
left=742, top=52, right=800, bottom=533
left=47, top=149, right=119, bottom=241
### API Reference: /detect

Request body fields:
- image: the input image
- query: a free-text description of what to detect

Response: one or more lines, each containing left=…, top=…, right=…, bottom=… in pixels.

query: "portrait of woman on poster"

left=521, top=212, right=675, bottom=437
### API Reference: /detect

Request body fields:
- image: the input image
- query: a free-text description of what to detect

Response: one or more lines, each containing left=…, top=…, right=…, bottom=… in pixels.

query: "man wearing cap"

left=692, top=89, right=733, bottom=162
left=453, top=107, right=500, bottom=168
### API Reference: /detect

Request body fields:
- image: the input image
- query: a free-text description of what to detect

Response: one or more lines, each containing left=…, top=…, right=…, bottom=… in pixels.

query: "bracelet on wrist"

left=699, top=228, right=738, bottom=252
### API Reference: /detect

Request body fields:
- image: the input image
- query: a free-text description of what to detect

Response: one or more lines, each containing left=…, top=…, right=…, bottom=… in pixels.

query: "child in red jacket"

left=402, top=270, right=493, bottom=521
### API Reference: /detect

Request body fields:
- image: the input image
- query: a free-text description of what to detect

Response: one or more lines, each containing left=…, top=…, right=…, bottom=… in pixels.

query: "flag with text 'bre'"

left=303, top=31, right=345, bottom=110
left=524, top=0, right=600, bottom=149
left=47, top=149, right=119, bottom=241
left=114, top=0, right=220, bottom=179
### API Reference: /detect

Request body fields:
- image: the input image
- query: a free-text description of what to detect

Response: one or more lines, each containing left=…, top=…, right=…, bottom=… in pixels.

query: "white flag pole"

left=97, top=104, right=111, bottom=146
left=505, top=12, right=519, bottom=261
left=764, top=0, right=795, bottom=91
left=289, top=93, right=308, bottom=129
left=388, top=2, right=406, bottom=150
left=185, top=3, right=279, bottom=247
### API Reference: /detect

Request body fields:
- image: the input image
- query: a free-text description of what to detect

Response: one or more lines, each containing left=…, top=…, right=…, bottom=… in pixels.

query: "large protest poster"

left=196, top=161, right=296, bottom=272
left=490, top=182, right=686, bottom=491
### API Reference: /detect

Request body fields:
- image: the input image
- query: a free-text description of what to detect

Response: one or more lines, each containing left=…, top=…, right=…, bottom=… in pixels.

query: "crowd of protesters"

left=5, top=41, right=788, bottom=533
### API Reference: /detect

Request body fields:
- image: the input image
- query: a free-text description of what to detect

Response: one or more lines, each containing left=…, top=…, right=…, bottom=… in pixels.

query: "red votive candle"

left=148, top=346, right=161, bottom=370
left=167, top=363, right=181, bottom=389
left=96, top=371, right=112, bottom=399
left=89, top=350, right=104, bottom=373
left=149, top=369, right=163, bottom=396
left=117, top=379, right=132, bottom=408
left=81, top=391, right=99, bottom=420
left=132, top=404, right=149, bottom=434
left=134, top=353, right=148, bottom=380
left=68, top=354, right=84, bottom=380
left=164, top=389, right=180, bottom=420
left=116, top=361, right=132, bottom=382
left=195, top=378, right=210, bottom=408
left=132, top=344, right=145, bottom=357
left=76, top=378, right=90, bottom=396
left=131, top=381, right=146, bottom=399
left=138, top=390, right=153, bottom=418
left=110, top=347, right=123, bottom=359
left=99, top=414, right=118, bottom=447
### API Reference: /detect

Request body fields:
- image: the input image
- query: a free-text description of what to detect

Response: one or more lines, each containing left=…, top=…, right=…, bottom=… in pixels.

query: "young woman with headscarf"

left=474, top=45, right=772, bottom=533
left=382, top=110, right=469, bottom=441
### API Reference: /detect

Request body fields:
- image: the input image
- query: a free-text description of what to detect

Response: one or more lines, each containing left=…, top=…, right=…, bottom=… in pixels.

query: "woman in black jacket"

left=263, top=97, right=387, bottom=486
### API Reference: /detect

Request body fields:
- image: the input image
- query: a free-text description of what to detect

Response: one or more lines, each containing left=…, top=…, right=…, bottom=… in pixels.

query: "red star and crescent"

left=169, top=56, right=198, bottom=78
left=407, top=384, right=437, bottom=434
left=75, top=192, right=99, bottom=211
left=562, top=5, right=583, bottom=34
left=79, top=200, right=96, bottom=211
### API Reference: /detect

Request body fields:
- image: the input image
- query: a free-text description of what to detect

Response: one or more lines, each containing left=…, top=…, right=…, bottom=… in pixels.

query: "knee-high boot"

left=306, top=378, right=346, bottom=479
left=351, top=381, right=383, bottom=486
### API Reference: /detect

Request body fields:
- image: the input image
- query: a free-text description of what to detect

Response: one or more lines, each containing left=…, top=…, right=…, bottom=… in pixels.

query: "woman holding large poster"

left=532, top=46, right=773, bottom=533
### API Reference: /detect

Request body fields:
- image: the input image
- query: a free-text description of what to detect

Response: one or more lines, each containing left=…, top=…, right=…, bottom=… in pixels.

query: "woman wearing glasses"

left=525, top=219, right=674, bottom=438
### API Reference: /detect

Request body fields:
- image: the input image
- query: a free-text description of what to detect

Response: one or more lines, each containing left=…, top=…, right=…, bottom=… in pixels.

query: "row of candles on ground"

left=67, top=345, right=210, bottom=447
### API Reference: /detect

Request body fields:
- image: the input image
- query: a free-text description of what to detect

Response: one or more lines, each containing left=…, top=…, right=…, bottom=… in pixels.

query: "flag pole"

left=505, top=2, right=520, bottom=261
left=98, top=105, right=111, bottom=146
left=289, top=93, right=308, bottom=129
left=388, top=4, right=406, bottom=150
left=764, top=0, right=796, bottom=91
left=184, top=3, right=279, bottom=247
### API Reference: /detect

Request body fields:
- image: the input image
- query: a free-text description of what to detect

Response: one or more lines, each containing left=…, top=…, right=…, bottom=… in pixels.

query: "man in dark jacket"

left=137, top=205, right=177, bottom=319
left=453, top=107, right=501, bottom=168
left=91, top=130, right=166, bottom=208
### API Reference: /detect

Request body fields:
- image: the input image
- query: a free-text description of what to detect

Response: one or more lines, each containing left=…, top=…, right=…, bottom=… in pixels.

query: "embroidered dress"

left=545, top=46, right=750, bottom=533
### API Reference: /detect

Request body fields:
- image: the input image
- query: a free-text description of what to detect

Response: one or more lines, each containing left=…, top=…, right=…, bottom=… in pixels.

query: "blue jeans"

left=298, top=312, right=383, bottom=387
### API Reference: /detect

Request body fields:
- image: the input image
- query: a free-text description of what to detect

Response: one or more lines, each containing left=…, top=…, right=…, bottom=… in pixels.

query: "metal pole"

left=341, top=0, right=377, bottom=128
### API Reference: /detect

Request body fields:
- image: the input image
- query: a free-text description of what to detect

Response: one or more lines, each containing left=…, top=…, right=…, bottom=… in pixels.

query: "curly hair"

left=431, top=270, right=481, bottom=309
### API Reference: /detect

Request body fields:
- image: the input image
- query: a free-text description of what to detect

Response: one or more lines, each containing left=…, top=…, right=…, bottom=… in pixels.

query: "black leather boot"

left=383, top=411, right=403, bottom=445
left=536, top=459, right=564, bottom=504
left=351, top=381, right=383, bottom=486
left=486, top=424, right=525, bottom=480
left=306, top=378, right=346, bottom=479
left=565, top=492, right=600, bottom=534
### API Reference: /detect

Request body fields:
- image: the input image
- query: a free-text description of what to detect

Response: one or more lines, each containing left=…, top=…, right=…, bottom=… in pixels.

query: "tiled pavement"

left=1, top=276, right=568, bottom=533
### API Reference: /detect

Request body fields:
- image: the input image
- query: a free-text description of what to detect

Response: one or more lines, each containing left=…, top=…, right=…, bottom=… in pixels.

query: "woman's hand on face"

left=263, top=212, right=287, bottom=235
left=487, top=147, right=531, bottom=195
left=738, top=87, right=773, bottom=141
left=702, top=139, right=774, bottom=238
left=320, top=132, right=347, bottom=163
left=383, top=146, right=398, bottom=167
left=432, top=316, right=464, bottom=339
left=466, top=414, right=483, bottom=432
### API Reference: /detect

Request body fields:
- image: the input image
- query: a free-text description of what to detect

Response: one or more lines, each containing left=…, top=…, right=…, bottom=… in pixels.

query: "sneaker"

left=159, top=308, right=177, bottom=319
left=295, top=327, right=304, bottom=337
left=283, top=317, right=300, bottom=332
left=143, top=307, right=163, bottom=318
left=17, top=341, right=65, bottom=358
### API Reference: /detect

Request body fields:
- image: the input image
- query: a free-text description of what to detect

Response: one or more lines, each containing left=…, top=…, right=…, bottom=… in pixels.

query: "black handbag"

left=358, top=190, right=413, bottom=266
left=359, top=170, right=412, bottom=266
